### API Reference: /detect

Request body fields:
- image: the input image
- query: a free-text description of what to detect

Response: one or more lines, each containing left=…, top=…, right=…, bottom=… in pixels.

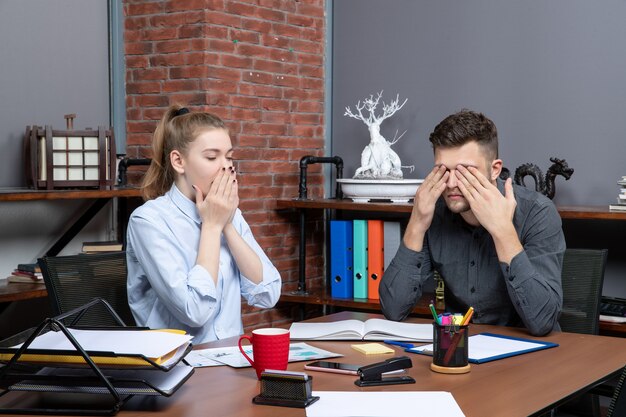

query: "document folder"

left=367, top=220, right=384, bottom=299
left=330, top=220, right=353, bottom=299
left=407, top=332, right=559, bottom=364
left=353, top=219, right=368, bottom=299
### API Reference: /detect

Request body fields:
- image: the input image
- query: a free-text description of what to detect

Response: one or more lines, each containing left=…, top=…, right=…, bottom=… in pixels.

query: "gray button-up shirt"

left=380, top=180, right=565, bottom=336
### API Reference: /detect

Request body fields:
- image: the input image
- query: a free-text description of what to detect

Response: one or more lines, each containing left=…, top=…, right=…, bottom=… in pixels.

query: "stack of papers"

left=3, top=329, right=192, bottom=367
left=289, top=318, right=432, bottom=342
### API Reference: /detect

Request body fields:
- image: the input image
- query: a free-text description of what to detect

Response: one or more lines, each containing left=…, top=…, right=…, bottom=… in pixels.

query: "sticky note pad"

left=351, top=343, right=394, bottom=355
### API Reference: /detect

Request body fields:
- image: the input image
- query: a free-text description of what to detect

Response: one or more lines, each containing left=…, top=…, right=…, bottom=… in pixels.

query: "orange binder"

left=367, top=220, right=384, bottom=299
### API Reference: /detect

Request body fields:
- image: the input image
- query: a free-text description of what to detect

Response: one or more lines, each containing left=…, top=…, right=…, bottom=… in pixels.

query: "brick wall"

left=123, top=0, right=327, bottom=331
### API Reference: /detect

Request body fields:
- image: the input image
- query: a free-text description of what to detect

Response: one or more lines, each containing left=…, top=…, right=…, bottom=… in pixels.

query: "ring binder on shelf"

left=0, top=299, right=194, bottom=415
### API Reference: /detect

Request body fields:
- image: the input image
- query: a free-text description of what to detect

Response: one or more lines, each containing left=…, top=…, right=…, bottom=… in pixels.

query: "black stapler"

left=355, top=356, right=416, bottom=387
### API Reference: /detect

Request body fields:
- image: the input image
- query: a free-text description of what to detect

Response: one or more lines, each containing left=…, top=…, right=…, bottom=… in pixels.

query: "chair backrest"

left=559, top=248, right=608, bottom=335
left=38, top=251, right=135, bottom=327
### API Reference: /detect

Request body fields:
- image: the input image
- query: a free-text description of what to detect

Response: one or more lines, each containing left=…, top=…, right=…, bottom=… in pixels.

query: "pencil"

left=461, top=307, right=474, bottom=325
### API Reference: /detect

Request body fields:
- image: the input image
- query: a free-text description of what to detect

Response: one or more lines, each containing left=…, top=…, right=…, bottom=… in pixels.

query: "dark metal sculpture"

left=499, top=157, right=574, bottom=199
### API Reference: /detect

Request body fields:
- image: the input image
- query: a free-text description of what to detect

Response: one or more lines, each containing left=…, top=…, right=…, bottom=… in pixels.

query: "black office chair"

left=556, top=248, right=608, bottom=417
left=559, top=248, right=608, bottom=334
left=607, top=365, right=626, bottom=417
left=38, top=251, right=136, bottom=327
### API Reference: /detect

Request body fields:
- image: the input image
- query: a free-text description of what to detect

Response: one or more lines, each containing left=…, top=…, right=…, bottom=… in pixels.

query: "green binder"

left=353, top=219, right=368, bottom=299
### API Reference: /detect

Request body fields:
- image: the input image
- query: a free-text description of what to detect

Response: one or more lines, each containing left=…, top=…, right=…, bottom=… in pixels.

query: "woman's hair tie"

left=174, top=107, right=190, bottom=117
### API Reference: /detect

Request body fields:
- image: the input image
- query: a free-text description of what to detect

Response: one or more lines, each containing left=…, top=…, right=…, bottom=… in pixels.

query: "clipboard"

left=407, top=332, right=559, bottom=364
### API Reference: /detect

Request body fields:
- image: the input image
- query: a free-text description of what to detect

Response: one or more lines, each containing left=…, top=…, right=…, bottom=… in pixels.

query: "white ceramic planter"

left=337, top=178, right=424, bottom=203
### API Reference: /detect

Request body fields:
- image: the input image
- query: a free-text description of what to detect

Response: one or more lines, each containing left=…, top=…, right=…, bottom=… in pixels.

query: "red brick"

left=205, top=25, right=229, bottom=39
left=286, top=13, right=319, bottom=28
left=242, top=71, right=274, bottom=85
left=126, top=41, right=153, bottom=55
left=258, top=0, right=296, bottom=12
left=127, top=81, right=161, bottom=94
left=163, top=79, right=200, bottom=92
left=155, top=39, right=192, bottom=54
left=261, top=34, right=290, bottom=49
left=207, top=66, right=241, bottom=81
left=135, top=95, right=170, bottom=107
left=268, top=137, right=298, bottom=148
left=209, top=39, right=236, bottom=54
left=221, top=54, right=253, bottom=69
left=134, top=67, right=167, bottom=81
left=179, top=25, right=205, bottom=39
left=206, top=10, right=242, bottom=26
left=128, top=121, right=157, bottom=133
left=239, top=83, right=282, bottom=98
left=274, top=74, right=299, bottom=88
left=238, top=43, right=273, bottom=58
left=261, top=112, right=291, bottom=125
left=297, top=52, right=323, bottom=66
left=290, top=39, right=322, bottom=55
left=203, top=79, right=238, bottom=93
left=301, top=77, right=324, bottom=90
left=127, top=2, right=163, bottom=16
left=165, top=0, right=208, bottom=12
left=150, top=54, right=184, bottom=67
left=242, top=17, right=272, bottom=33
left=225, top=1, right=257, bottom=17
left=126, top=56, right=149, bottom=68
left=230, top=95, right=259, bottom=108
left=169, top=92, right=207, bottom=106
left=296, top=101, right=323, bottom=113
left=271, top=23, right=303, bottom=38
left=296, top=3, right=324, bottom=17
left=125, top=16, right=150, bottom=31
left=229, top=29, right=261, bottom=44
left=257, top=7, right=285, bottom=22
left=150, top=13, right=185, bottom=27
left=144, top=27, right=177, bottom=41
left=169, top=66, right=208, bottom=79
left=298, top=64, right=323, bottom=78
left=237, top=134, right=267, bottom=147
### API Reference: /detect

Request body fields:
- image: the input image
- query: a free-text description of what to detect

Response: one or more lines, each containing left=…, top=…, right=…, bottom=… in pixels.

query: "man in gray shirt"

left=379, top=110, right=565, bottom=336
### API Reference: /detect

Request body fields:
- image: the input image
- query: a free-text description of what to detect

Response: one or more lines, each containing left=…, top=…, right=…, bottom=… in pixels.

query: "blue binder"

left=330, top=220, right=353, bottom=299
left=353, top=220, right=368, bottom=299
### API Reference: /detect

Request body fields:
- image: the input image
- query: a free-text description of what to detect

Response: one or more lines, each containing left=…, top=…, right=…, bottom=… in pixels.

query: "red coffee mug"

left=238, top=328, right=290, bottom=380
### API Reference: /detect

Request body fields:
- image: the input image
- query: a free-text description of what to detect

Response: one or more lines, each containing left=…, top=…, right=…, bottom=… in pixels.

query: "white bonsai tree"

left=344, top=91, right=414, bottom=179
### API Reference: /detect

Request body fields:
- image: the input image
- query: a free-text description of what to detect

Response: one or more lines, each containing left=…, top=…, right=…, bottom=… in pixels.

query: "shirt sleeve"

left=500, top=200, right=565, bottom=336
left=233, top=211, right=282, bottom=308
left=380, top=240, right=432, bottom=321
left=127, top=212, right=220, bottom=328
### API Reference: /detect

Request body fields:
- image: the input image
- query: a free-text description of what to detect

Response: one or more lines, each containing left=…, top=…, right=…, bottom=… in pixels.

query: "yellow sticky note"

left=351, top=343, right=394, bottom=355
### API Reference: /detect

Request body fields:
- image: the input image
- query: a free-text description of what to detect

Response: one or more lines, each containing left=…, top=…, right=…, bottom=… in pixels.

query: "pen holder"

left=431, top=322, right=471, bottom=374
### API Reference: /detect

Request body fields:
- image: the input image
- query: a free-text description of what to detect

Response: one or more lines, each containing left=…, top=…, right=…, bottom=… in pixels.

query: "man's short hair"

left=429, top=109, right=498, bottom=160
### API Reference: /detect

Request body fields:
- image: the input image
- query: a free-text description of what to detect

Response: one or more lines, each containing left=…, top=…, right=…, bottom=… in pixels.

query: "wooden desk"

left=0, top=280, right=47, bottom=303
left=4, top=311, right=625, bottom=417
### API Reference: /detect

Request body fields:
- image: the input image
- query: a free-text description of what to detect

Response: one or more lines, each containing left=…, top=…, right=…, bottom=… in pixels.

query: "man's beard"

left=444, top=196, right=471, bottom=214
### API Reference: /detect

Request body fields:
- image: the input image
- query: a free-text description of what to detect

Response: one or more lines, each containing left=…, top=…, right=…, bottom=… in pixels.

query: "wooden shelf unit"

left=276, top=198, right=626, bottom=335
left=0, top=187, right=141, bottom=202
left=277, top=198, right=626, bottom=220
left=0, top=187, right=142, bottom=257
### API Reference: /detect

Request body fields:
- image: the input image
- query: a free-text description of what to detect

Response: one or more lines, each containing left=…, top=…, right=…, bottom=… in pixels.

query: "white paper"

left=14, top=329, right=192, bottom=359
left=188, top=342, right=342, bottom=368
left=306, top=391, right=465, bottom=417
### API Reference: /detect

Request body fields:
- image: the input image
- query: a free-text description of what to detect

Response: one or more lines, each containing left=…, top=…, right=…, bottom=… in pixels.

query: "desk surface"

left=0, top=280, right=47, bottom=303
left=2, top=311, right=626, bottom=417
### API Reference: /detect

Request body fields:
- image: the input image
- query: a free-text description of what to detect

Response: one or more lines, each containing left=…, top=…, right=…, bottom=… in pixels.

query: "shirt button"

left=509, top=275, right=515, bottom=281
left=413, top=287, right=418, bottom=292
left=470, top=260, right=475, bottom=267
left=417, top=263, right=421, bottom=269
left=470, top=287, right=475, bottom=293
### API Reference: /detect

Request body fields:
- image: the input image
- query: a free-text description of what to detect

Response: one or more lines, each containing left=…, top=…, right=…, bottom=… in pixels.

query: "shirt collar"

left=167, top=184, right=201, bottom=225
